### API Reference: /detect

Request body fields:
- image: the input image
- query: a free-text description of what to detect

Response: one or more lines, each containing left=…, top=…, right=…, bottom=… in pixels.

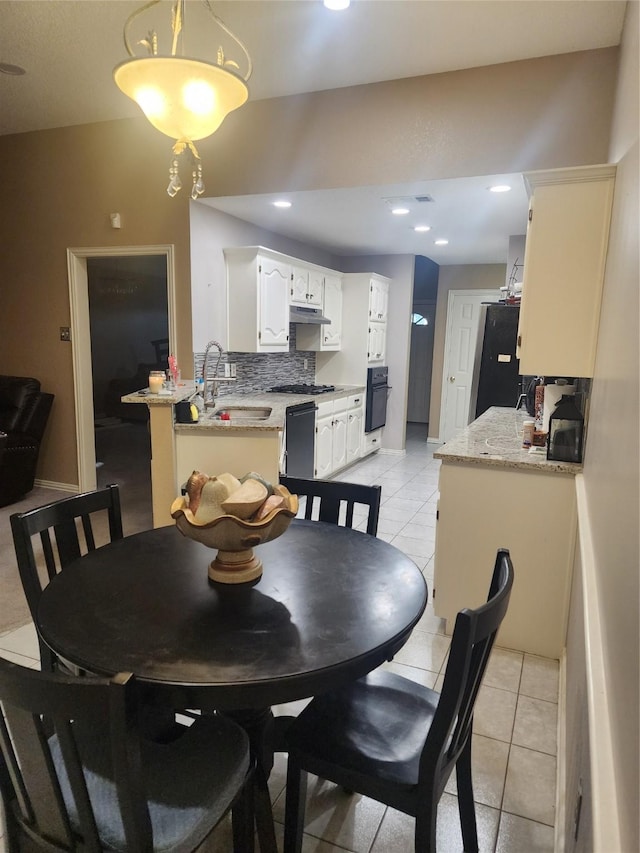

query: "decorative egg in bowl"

left=171, top=471, right=298, bottom=584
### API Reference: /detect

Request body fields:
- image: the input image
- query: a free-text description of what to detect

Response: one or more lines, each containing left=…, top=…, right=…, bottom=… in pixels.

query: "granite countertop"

left=121, top=383, right=195, bottom=406
left=434, top=406, right=583, bottom=474
left=122, top=384, right=365, bottom=434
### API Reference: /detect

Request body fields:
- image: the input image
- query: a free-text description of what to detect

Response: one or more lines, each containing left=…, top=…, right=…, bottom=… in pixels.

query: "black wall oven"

left=365, top=366, right=389, bottom=433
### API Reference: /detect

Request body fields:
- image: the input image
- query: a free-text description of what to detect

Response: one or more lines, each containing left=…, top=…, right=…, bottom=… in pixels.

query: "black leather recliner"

left=0, top=376, right=54, bottom=507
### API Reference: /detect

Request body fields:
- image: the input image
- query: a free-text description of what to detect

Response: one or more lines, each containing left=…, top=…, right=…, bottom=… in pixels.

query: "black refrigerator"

left=469, top=303, right=521, bottom=420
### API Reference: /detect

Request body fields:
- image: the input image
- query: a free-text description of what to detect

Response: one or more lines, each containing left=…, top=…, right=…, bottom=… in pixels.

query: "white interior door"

left=439, top=290, right=501, bottom=443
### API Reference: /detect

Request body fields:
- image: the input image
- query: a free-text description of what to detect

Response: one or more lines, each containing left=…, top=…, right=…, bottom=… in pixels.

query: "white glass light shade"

left=114, top=56, right=249, bottom=142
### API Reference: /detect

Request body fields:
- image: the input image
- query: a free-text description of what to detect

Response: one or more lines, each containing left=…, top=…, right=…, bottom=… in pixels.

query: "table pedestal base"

left=208, top=548, right=263, bottom=584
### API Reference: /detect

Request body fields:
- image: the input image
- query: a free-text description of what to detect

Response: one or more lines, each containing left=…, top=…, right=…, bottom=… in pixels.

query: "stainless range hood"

left=289, top=305, right=330, bottom=324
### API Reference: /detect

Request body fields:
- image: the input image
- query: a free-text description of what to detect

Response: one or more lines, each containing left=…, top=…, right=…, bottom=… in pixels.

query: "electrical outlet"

left=304, top=358, right=308, bottom=370
left=230, top=363, right=236, bottom=378
left=60, top=326, right=71, bottom=342
left=223, top=363, right=231, bottom=378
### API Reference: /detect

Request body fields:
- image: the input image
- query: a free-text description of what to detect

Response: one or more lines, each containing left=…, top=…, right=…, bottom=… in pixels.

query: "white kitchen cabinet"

left=332, top=410, right=348, bottom=471
left=291, top=265, right=323, bottom=308
left=315, top=399, right=334, bottom=478
left=315, top=272, right=391, bottom=388
left=224, top=247, right=290, bottom=353
left=295, top=273, right=343, bottom=352
left=320, top=274, right=342, bottom=349
left=369, top=276, right=389, bottom=322
left=346, top=393, right=364, bottom=464
left=314, top=396, right=358, bottom=477
left=362, top=428, right=382, bottom=457
left=516, top=164, right=616, bottom=377
left=434, top=461, right=577, bottom=657
left=367, top=321, right=386, bottom=363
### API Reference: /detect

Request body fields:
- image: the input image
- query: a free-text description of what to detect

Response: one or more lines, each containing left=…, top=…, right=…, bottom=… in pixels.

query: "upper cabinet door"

left=321, top=275, right=342, bottom=350
left=369, top=277, right=389, bottom=322
left=516, top=165, right=616, bottom=377
left=290, top=266, right=309, bottom=306
left=259, top=256, right=290, bottom=350
left=291, top=265, right=324, bottom=307
left=307, top=269, right=324, bottom=307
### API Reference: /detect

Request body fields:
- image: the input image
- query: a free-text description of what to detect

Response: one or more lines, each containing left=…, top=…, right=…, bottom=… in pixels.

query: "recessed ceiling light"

left=272, top=200, right=292, bottom=208
left=489, top=184, right=511, bottom=193
left=323, top=0, right=350, bottom=9
left=414, top=225, right=431, bottom=233
left=434, top=239, right=449, bottom=245
left=391, top=207, right=410, bottom=216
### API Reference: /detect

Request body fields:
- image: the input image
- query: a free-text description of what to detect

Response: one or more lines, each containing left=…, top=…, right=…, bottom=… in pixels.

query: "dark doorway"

left=87, top=255, right=169, bottom=530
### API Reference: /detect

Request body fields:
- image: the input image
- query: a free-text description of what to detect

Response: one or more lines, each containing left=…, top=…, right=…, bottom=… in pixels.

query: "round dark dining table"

left=37, top=518, right=427, bottom=852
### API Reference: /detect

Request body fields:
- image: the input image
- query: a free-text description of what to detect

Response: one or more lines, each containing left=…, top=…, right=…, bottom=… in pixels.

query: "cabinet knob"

left=517, top=335, right=522, bottom=348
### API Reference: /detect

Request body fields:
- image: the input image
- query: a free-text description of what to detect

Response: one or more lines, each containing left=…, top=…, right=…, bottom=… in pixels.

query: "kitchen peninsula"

left=433, top=406, right=581, bottom=658
left=122, top=385, right=364, bottom=527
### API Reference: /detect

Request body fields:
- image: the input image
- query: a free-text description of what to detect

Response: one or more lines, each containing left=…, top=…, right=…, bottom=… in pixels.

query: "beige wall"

left=428, top=264, right=506, bottom=438
left=0, top=47, right=618, bottom=487
left=567, top=1, right=638, bottom=848
left=0, top=120, right=193, bottom=488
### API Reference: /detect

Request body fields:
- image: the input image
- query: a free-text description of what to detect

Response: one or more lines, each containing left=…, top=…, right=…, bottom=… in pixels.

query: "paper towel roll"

left=543, top=383, right=576, bottom=433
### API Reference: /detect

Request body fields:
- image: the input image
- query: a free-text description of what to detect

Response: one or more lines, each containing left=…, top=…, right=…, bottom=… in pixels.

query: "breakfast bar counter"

left=434, top=406, right=583, bottom=473
left=433, top=407, right=580, bottom=658
left=121, top=384, right=364, bottom=528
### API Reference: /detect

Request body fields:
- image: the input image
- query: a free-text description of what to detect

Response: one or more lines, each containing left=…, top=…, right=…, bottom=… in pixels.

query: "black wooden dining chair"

left=10, top=484, right=123, bottom=673
left=0, top=657, right=255, bottom=852
left=279, top=476, right=382, bottom=536
left=283, top=549, right=515, bottom=853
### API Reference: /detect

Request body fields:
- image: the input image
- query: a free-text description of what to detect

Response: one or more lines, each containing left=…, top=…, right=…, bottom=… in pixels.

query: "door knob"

left=449, top=376, right=455, bottom=383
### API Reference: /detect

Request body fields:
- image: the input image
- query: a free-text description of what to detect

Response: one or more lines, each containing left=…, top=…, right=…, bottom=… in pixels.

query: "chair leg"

left=456, top=734, right=479, bottom=852
left=232, top=777, right=255, bottom=853
left=414, top=797, right=438, bottom=853
left=283, top=757, right=308, bottom=853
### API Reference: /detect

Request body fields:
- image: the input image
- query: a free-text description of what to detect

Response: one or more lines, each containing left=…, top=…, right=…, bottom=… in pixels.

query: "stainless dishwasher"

left=284, top=401, right=317, bottom=478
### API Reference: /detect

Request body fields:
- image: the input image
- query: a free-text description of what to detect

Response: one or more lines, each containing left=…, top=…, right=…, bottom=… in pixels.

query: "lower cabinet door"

left=315, top=416, right=333, bottom=478
left=331, top=412, right=348, bottom=472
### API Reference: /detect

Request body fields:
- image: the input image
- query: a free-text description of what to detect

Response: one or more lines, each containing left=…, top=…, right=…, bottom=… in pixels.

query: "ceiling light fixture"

left=323, top=0, right=351, bottom=10
left=434, top=239, right=449, bottom=245
left=414, top=225, right=431, bottom=233
left=273, top=200, right=292, bottom=209
left=391, top=207, right=410, bottom=216
left=489, top=184, right=512, bottom=193
left=114, top=0, right=252, bottom=199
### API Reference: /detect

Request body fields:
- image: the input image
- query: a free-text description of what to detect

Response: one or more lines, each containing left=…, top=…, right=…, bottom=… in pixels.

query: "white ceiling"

left=0, top=0, right=626, bottom=264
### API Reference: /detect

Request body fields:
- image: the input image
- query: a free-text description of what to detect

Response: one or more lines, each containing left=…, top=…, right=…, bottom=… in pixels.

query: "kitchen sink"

left=210, top=406, right=272, bottom=421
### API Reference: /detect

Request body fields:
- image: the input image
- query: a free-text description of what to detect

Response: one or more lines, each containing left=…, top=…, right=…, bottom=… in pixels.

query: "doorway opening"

left=67, top=245, right=176, bottom=529
left=407, top=256, right=439, bottom=441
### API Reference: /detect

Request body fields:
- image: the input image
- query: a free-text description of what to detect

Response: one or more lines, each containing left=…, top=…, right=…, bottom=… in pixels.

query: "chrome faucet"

left=201, top=339, right=224, bottom=409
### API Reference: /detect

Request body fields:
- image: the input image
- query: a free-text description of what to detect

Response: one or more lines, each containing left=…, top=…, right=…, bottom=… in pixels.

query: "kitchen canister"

left=542, top=379, right=576, bottom=434
left=547, top=394, right=584, bottom=463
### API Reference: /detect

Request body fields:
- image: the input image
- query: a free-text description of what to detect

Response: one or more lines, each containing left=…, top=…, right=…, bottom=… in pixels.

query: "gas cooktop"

left=270, top=383, right=336, bottom=395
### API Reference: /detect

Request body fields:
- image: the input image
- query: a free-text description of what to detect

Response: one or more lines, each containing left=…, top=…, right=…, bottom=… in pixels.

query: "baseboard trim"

left=555, top=650, right=567, bottom=853
left=34, top=479, right=78, bottom=494
left=576, top=474, right=622, bottom=851
left=379, top=448, right=405, bottom=457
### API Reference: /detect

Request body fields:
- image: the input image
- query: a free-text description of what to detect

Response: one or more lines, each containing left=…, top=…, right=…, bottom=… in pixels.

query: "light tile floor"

left=0, top=423, right=559, bottom=852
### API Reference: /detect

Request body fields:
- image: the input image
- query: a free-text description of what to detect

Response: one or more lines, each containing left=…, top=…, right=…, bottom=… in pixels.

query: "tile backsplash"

left=193, top=325, right=316, bottom=397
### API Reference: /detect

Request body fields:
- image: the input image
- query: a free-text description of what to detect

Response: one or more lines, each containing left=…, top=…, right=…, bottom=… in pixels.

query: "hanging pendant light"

left=113, top=0, right=251, bottom=198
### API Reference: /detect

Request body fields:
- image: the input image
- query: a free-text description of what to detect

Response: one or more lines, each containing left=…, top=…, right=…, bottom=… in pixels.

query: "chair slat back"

left=0, top=658, right=151, bottom=851
left=10, top=485, right=123, bottom=672
left=280, top=476, right=381, bottom=536
left=420, top=549, right=514, bottom=783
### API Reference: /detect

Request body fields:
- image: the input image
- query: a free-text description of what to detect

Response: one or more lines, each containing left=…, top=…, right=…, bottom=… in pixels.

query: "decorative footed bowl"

left=171, top=486, right=298, bottom=584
